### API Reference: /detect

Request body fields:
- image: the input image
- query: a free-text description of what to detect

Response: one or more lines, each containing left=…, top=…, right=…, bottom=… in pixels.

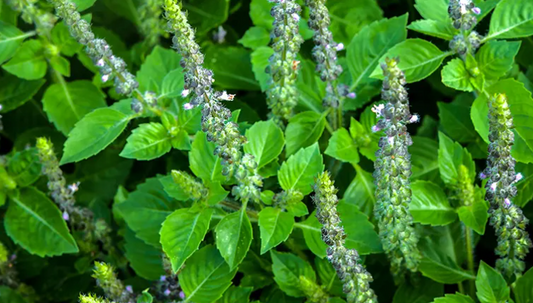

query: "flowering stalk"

left=305, top=0, right=353, bottom=129
left=372, top=58, right=420, bottom=281
left=312, top=172, right=377, bottom=303
left=93, top=262, right=135, bottom=303
left=448, top=0, right=482, bottom=57
left=138, top=0, right=167, bottom=48
left=152, top=256, right=186, bottom=300
left=47, top=0, right=160, bottom=115
left=79, top=294, right=113, bottom=303
left=266, top=0, right=303, bottom=123
left=163, top=0, right=262, bottom=203
left=0, top=242, right=18, bottom=289
left=171, top=170, right=207, bottom=201
left=298, top=276, right=329, bottom=303
left=5, top=0, right=57, bottom=35
left=482, top=93, right=532, bottom=279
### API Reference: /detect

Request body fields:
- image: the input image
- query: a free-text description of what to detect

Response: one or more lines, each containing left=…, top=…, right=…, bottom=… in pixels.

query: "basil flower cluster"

left=138, top=0, right=167, bottom=47
left=305, top=0, right=347, bottom=109
left=6, top=0, right=57, bottom=32
left=48, top=0, right=139, bottom=98
left=313, top=172, right=377, bottom=303
left=163, top=0, right=262, bottom=203
left=79, top=294, right=112, bottom=303
left=372, top=58, right=420, bottom=280
left=448, top=0, right=482, bottom=55
left=93, top=262, right=136, bottom=303
left=171, top=170, right=207, bottom=201
left=266, top=0, right=303, bottom=122
left=36, top=138, right=92, bottom=228
left=482, top=93, right=532, bottom=279
left=298, top=276, right=329, bottom=303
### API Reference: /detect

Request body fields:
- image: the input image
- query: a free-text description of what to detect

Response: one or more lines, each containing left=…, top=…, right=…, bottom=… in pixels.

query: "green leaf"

left=5, top=187, right=79, bottom=257
left=347, top=14, right=408, bottom=91
left=315, top=257, right=343, bottom=296
left=285, top=111, right=326, bottom=156
left=116, top=177, right=184, bottom=247
left=120, top=122, right=172, bottom=160
left=343, top=165, right=376, bottom=218
left=326, top=0, right=383, bottom=45
left=411, top=136, right=440, bottom=181
left=392, top=277, right=444, bottom=303
left=438, top=132, right=476, bottom=185
left=0, top=20, right=29, bottom=64
left=325, top=128, right=360, bottom=164
left=258, top=207, right=294, bottom=254
left=205, top=46, right=260, bottom=91
left=124, top=228, right=165, bottom=281
left=7, top=148, right=41, bottom=187
left=137, top=289, right=154, bottom=303
left=441, top=58, right=474, bottom=92
left=219, top=286, right=253, bottom=303
left=457, top=190, right=489, bottom=235
left=160, top=207, right=213, bottom=273
left=476, top=41, right=521, bottom=80
left=411, top=180, right=457, bottom=226
left=270, top=250, right=316, bottom=297
left=71, top=0, right=97, bottom=11
left=0, top=75, right=45, bottom=113
left=2, top=39, right=46, bottom=80
left=437, top=94, right=478, bottom=143
left=238, top=26, right=270, bottom=49
left=407, top=19, right=457, bottom=40
left=414, top=0, right=450, bottom=22
left=161, top=69, right=185, bottom=98
left=190, top=131, right=225, bottom=183
left=179, top=245, right=237, bottom=303
left=250, top=46, right=273, bottom=92
left=278, top=143, right=324, bottom=195
left=515, top=163, right=533, bottom=207
left=296, top=59, right=325, bottom=113
left=419, top=234, right=475, bottom=284
left=183, top=0, right=230, bottom=35
left=249, top=0, right=274, bottom=29
left=300, top=213, right=328, bottom=258
left=49, top=55, right=70, bottom=77
left=216, top=208, right=253, bottom=270
left=42, top=80, right=107, bottom=135
left=515, top=267, right=533, bottom=303
left=136, top=46, right=182, bottom=93
left=471, top=79, right=533, bottom=156
left=244, top=120, right=285, bottom=168
left=476, top=261, right=510, bottom=303
left=370, top=39, right=451, bottom=83
left=0, top=286, right=27, bottom=303
left=337, top=200, right=383, bottom=254
left=486, top=0, right=533, bottom=40
left=61, top=107, right=133, bottom=164
left=432, top=293, right=476, bottom=303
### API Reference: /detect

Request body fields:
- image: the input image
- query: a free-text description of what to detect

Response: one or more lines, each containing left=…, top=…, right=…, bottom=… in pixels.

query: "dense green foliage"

left=1, top=0, right=533, bottom=302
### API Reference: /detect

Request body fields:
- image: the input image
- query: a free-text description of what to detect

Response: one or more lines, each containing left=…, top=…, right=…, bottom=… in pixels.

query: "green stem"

left=465, top=224, right=476, bottom=297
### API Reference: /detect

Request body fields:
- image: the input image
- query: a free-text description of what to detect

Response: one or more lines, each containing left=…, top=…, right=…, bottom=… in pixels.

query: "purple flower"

left=96, top=58, right=105, bottom=67
left=159, top=275, right=167, bottom=282
left=163, top=289, right=171, bottom=296
left=101, top=74, right=109, bottom=83
left=490, top=182, right=498, bottom=192
left=347, top=92, right=356, bottom=99
left=181, top=89, right=190, bottom=98
left=335, top=43, right=344, bottom=51
left=179, top=291, right=186, bottom=299
left=479, top=172, right=487, bottom=179
left=183, top=103, right=194, bottom=110
left=291, top=13, right=300, bottom=22
left=515, top=173, right=523, bottom=182
left=62, top=211, right=70, bottom=221
left=125, top=285, right=133, bottom=293
left=472, top=7, right=481, bottom=15
left=504, top=198, right=512, bottom=208
left=371, top=125, right=381, bottom=133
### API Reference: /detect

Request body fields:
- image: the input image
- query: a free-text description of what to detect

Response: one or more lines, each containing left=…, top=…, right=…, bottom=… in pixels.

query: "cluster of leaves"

left=0, top=0, right=533, bottom=302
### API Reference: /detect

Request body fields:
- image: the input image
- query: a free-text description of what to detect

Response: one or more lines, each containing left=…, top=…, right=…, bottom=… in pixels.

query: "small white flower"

left=183, top=103, right=194, bottom=110
left=0, top=104, right=3, bottom=111
left=371, top=125, right=381, bottom=133
left=68, top=182, right=80, bottom=193
left=335, top=43, right=344, bottom=51
left=347, top=92, right=356, bottom=99
left=62, top=211, right=70, bottom=221
left=472, top=7, right=481, bottom=15
left=291, top=13, right=300, bottom=22
left=515, top=173, right=523, bottom=182
left=160, top=275, right=167, bottom=282
left=490, top=182, right=498, bottom=192
left=387, top=136, right=395, bottom=146
left=409, top=114, right=420, bottom=123
left=504, top=198, right=512, bottom=208
left=371, top=104, right=385, bottom=117
left=101, top=74, right=109, bottom=83
left=125, top=285, right=133, bottom=293
left=479, top=172, right=487, bottom=180
left=181, top=89, right=190, bottom=98
left=164, top=289, right=171, bottom=296
left=219, top=91, right=235, bottom=101
left=96, top=58, right=105, bottom=67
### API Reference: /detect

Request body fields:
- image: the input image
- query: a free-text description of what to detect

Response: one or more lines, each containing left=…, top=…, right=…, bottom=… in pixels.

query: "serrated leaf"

left=2, top=39, right=46, bottom=80
left=327, top=0, right=383, bottom=45
left=515, top=163, right=533, bottom=207
left=216, top=208, right=253, bottom=270
left=486, top=0, right=533, bottom=40
left=42, top=80, right=107, bottom=135
left=120, top=122, right=172, bottom=160
left=250, top=46, right=273, bottom=92
left=161, top=207, right=213, bottom=273
left=136, top=46, right=182, bottom=93
left=457, top=190, right=489, bottom=235
left=315, top=257, right=344, bottom=296
left=116, top=177, right=184, bottom=247
left=244, top=120, right=285, bottom=168
left=0, top=75, right=45, bottom=113
left=5, top=187, right=79, bottom=257
left=411, top=180, right=457, bottom=226
left=61, top=107, right=133, bottom=164
left=407, top=19, right=457, bottom=40
left=392, top=277, right=444, bottom=303
left=278, top=143, right=324, bottom=195
left=270, top=250, right=316, bottom=297
left=343, top=165, right=376, bottom=217
left=325, top=128, right=360, bottom=164
left=438, top=132, right=476, bottom=185
left=7, top=148, right=41, bottom=187
left=514, top=267, right=533, bottom=303
left=432, top=293, right=475, bottom=303
left=476, top=261, right=510, bottom=303
left=285, top=111, right=326, bottom=156
left=437, top=94, right=478, bottom=143
left=219, top=286, right=253, bottom=303
left=161, top=69, right=185, bottom=98
left=258, top=207, right=294, bottom=254
left=190, top=131, right=225, bottom=183
left=441, top=58, right=474, bottom=92
left=411, top=136, right=440, bottom=181
left=370, top=39, right=451, bottom=83
left=179, top=245, right=237, bottom=303
left=414, top=0, right=450, bottom=22
left=205, top=46, right=259, bottom=91
left=238, top=26, right=270, bottom=49
left=476, top=40, right=521, bottom=80
left=347, top=14, right=408, bottom=91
